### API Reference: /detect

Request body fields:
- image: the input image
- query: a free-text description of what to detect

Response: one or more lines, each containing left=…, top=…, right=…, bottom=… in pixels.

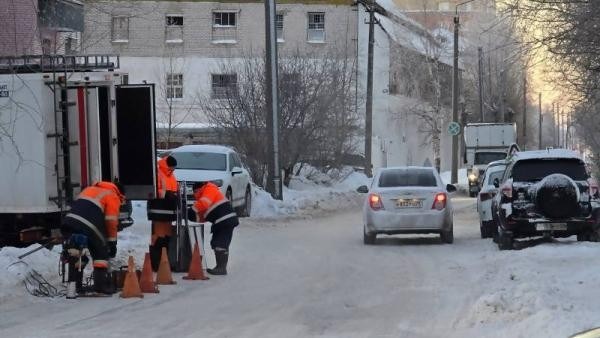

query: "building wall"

left=0, top=1, right=42, bottom=56
left=84, top=0, right=358, bottom=123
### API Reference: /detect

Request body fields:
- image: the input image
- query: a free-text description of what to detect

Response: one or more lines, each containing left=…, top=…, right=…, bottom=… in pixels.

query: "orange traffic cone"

left=156, top=247, right=176, bottom=285
left=139, top=253, right=159, bottom=293
left=120, top=256, right=144, bottom=298
left=183, top=243, right=209, bottom=280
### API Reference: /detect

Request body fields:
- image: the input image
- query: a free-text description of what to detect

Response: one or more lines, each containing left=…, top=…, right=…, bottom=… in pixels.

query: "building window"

left=111, top=16, right=129, bottom=42
left=211, top=74, right=237, bottom=99
left=166, top=73, right=183, bottom=99
left=42, top=38, right=52, bottom=54
left=212, top=11, right=238, bottom=42
left=166, top=15, right=183, bottom=26
left=165, top=15, right=184, bottom=43
left=438, top=2, right=450, bottom=11
left=213, top=12, right=236, bottom=27
left=307, top=12, right=325, bottom=42
left=65, top=37, right=78, bottom=54
left=276, top=14, right=284, bottom=41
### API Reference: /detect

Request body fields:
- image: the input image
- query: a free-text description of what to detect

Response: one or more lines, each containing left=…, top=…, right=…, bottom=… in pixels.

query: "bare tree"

left=199, top=49, right=360, bottom=187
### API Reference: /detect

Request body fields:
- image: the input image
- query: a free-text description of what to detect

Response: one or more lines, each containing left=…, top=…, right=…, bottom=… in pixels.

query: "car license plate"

left=396, top=199, right=422, bottom=208
left=536, top=223, right=567, bottom=231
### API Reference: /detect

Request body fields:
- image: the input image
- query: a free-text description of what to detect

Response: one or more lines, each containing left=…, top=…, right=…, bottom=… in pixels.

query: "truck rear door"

left=115, top=85, right=157, bottom=199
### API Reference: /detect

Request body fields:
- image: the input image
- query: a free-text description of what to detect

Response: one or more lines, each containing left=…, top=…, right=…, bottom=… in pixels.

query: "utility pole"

left=478, top=46, right=484, bottom=122
left=522, top=72, right=527, bottom=145
left=264, top=0, right=282, bottom=199
left=364, top=0, right=375, bottom=178
left=451, top=12, right=460, bottom=184
left=499, top=68, right=506, bottom=123
left=538, top=92, right=542, bottom=149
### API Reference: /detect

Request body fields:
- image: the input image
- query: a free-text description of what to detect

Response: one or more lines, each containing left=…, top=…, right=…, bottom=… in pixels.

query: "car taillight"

left=501, top=183, right=513, bottom=199
left=479, top=192, right=492, bottom=201
left=432, top=193, right=447, bottom=210
left=369, top=193, right=383, bottom=210
left=589, top=178, right=598, bottom=197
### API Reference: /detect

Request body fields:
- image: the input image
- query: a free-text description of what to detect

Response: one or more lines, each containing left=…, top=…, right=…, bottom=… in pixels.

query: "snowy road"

left=2, top=196, right=600, bottom=337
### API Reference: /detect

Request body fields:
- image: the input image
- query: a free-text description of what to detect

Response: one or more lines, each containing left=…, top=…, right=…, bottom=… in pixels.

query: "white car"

left=169, top=144, right=252, bottom=217
left=476, top=160, right=506, bottom=238
left=358, top=166, right=456, bottom=245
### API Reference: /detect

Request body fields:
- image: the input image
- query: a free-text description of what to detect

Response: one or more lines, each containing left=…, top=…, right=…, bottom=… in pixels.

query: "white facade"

left=357, top=3, right=455, bottom=173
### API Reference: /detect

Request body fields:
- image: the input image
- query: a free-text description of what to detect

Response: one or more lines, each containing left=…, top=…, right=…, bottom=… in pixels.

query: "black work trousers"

left=210, top=224, right=235, bottom=250
left=61, top=222, right=109, bottom=264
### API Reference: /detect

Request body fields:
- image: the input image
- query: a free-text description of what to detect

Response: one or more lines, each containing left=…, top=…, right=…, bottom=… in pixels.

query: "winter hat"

left=166, top=156, right=177, bottom=168
left=113, top=181, right=126, bottom=195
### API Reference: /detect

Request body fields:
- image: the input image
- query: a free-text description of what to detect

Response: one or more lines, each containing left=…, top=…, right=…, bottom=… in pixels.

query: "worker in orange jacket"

left=61, top=181, right=125, bottom=295
left=189, top=181, right=239, bottom=275
left=149, top=155, right=178, bottom=270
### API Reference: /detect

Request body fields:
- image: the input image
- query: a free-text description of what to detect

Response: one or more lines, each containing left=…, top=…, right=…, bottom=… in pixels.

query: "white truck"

left=0, top=55, right=158, bottom=247
left=464, top=123, right=516, bottom=197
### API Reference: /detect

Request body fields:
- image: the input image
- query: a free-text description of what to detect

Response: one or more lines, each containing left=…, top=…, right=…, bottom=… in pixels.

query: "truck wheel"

left=469, top=191, right=477, bottom=198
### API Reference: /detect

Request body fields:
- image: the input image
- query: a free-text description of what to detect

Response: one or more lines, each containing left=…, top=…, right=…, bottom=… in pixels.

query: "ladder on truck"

left=0, top=54, right=120, bottom=212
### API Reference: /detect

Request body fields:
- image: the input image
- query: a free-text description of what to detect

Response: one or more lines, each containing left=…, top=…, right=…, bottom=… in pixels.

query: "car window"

left=475, top=152, right=506, bottom=165
left=232, top=153, right=242, bottom=168
left=228, top=153, right=235, bottom=171
left=378, top=169, right=437, bottom=187
left=170, top=152, right=227, bottom=171
left=512, top=159, right=588, bottom=181
left=484, top=168, right=505, bottom=186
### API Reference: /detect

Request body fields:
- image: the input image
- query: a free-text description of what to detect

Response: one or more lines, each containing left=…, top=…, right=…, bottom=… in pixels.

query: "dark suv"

left=491, top=149, right=597, bottom=250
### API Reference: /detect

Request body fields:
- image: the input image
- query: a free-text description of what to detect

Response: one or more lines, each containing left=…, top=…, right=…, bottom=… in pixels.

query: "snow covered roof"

left=373, top=1, right=455, bottom=67
left=171, top=144, right=234, bottom=154
left=512, top=149, right=583, bottom=161
left=156, top=122, right=215, bottom=130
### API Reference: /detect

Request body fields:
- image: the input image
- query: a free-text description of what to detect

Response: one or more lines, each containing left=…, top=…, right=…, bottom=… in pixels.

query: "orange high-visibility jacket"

left=192, top=182, right=238, bottom=229
left=157, top=157, right=178, bottom=198
left=67, top=181, right=124, bottom=241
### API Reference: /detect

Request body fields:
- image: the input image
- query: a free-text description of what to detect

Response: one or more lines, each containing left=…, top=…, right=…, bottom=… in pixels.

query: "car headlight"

left=212, top=179, right=223, bottom=187
left=468, top=173, right=478, bottom=182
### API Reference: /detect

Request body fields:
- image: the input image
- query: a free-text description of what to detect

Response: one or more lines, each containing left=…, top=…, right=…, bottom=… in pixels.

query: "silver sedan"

left=358, top=166, right=456, bottom=244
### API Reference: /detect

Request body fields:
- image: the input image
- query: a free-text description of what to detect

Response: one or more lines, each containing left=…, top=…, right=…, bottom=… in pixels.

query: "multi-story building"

left=83, top=0, right=358, bottom=144
left=1, top=0, right=83, bottom=57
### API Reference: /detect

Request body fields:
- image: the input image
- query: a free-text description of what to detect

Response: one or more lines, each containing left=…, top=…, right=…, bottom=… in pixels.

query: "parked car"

left=491, top=149, right=597, bottom=250
left=477, top=160, right=507, bottom=238
left=357, top=166, right=456, bottom=245
left=169, top=145, right=252, bottom=217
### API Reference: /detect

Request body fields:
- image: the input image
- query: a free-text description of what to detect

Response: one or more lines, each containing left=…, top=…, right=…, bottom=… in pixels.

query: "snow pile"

left=457, top=242, right=600, bottom=337
left=441, top=168, right=468, bottom=191
left=250, top=166, right=370, bottom=219
left=0, top=245, right=62, bottom=306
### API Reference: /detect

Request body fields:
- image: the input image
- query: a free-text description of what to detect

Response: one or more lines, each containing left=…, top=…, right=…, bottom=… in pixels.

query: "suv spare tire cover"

left=536, top=174, right=579, bottom=219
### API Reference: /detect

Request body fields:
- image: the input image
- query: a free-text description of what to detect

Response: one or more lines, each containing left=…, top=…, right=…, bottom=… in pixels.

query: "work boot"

left=207, top=250, right=228, bottom=275
left=93, top=268, right=115, bottom=294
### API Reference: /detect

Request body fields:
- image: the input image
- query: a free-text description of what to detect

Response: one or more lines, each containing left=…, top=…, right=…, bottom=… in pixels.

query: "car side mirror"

left=356, top=185, right=369, bottom=193
left=232, top=167, right=243, bottom=176
left=493, top=178, right=500, bottom=188
left=446, top=184, right=457, bottom=193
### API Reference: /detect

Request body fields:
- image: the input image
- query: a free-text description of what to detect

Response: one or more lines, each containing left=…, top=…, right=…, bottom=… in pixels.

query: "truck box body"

left=0, top=60, right=158, bottom=246
left=463, top=123, right=516, bottom=196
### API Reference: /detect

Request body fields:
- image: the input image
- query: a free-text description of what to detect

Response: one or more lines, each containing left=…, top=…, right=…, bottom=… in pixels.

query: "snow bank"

left=250, top=166, right=370, bottom=219
left=457, top=242, right=600, bottom=337
left=0, top=245, right=63, bottom=307
left=441, top=168, right=468, bottom=193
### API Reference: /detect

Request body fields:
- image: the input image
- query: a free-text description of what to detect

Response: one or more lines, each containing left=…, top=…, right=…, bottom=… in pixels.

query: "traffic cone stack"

left=156, top=247, right=176, bottom=285
left=139, top=252, right=159, bottom=293
left=183, top=243, right=209, bottom=281
left=120, top=256, right=144, bottom=298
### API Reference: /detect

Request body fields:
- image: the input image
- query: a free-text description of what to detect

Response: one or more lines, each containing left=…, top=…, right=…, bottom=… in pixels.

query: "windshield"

left=378, top=169, right=437, bottom=187
left=512, top=159, right=588, bottom=181
left=170, top=152, right=227, bottom=171
left=474, top=152, right=507, bottom=165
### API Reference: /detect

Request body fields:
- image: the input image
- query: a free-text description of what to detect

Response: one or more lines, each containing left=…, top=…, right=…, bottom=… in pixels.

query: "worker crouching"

left=189, top=181, right=239, bottom=275
left=61, top=181, right=126, bottom=295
